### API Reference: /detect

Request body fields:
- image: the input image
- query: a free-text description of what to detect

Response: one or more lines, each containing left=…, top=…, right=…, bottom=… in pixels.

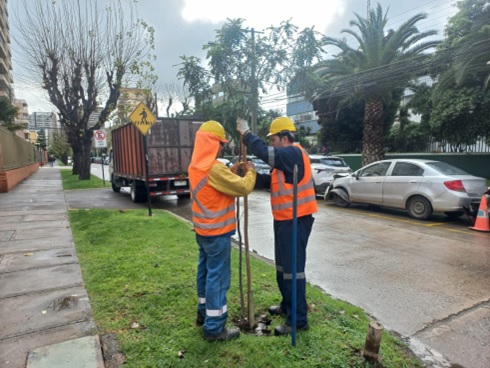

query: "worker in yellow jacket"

left=189, top=120, right=256, bottom=341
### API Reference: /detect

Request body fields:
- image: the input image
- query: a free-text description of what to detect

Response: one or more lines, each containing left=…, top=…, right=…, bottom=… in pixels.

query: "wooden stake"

left=363, top=320, right=383, bottom=361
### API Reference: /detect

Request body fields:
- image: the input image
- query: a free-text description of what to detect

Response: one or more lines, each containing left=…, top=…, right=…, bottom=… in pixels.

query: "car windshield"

left=426, top=161, right=470, bottom=175
left=319, top=158, right=347, bottom=167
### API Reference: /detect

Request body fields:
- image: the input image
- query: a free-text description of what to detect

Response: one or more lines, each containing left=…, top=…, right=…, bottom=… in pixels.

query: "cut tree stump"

left=362, top=320, right=383, bottom=361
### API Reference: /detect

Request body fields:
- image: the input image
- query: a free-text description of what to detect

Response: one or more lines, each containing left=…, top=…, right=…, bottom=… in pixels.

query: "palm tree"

left=313, top=4, right=440, bottom=165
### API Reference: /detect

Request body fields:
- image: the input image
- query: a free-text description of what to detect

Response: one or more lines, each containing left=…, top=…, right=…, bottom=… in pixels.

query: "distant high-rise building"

left=28, top=112, right=57, bottom=131
left=0, top=0, right=13, bottom=101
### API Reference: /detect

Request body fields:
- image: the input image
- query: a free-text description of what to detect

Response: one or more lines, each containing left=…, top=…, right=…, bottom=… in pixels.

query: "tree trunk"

left=79, top=137, right=93, bottom=180
left=72, top=144, right=82, bottom=175
left=362, top=99, right=385, bottom=166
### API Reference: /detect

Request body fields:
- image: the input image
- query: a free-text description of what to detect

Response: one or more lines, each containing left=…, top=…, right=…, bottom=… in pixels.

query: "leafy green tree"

left=49, top=129, right=72, bottom=164
left=413, top=0, right=490, bottom=146
left=37, top=129, right=47, bottom=150
left=434, top=0, right=490, bottom=91
left=0, top=97, right=22, bottom=132
left=14, top=0, right=155, bottom=180
left=177, top=18, right=327, bottom=136
left=311, top=4, right=440, bottom=165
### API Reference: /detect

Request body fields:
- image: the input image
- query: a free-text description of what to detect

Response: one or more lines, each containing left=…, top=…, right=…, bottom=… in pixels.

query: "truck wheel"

left=111, top=182, right=121, bottom=193
left=111, top=175, right=121, bottom=193
left=131, top=183, right=147, bottom=203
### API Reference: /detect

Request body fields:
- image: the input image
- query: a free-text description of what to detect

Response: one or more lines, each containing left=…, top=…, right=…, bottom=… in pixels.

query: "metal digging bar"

left=236, top=135, right=255, bottom=331
left=241, top=136, right=255, bottom=331
left=291, top=164, right=298, bottom=346
left=237, top=179, right=245, bottom=323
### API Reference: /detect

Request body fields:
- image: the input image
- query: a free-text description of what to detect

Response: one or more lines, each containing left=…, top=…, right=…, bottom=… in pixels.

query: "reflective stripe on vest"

left=270, top=145, right=317, bottom=220
left=190, top=172, right=236, bottom=234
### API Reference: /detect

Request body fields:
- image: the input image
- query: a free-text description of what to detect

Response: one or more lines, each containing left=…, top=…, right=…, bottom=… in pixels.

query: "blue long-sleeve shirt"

left=243, top=132, right=305, bottom=188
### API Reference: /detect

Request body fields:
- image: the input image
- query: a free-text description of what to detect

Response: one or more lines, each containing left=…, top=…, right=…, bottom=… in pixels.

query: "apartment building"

left=0, top=0, right=13, bottom=101
left=13, top=98, right=29, bottom=140
left=27, top=112, right=57, bottom=131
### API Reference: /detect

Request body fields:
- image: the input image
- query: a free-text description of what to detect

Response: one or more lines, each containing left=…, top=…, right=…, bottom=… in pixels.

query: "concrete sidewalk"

left=0, top=167, right=104, bottom=368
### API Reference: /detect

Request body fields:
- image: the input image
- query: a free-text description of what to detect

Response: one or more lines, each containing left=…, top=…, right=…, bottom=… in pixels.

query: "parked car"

left=309, top=155, right=352, bottom=194
left=324, top=158, right=487, bottom=220
left=228, top=155, right=272, bottom=175
left=217, top=158, right=231, bottom=166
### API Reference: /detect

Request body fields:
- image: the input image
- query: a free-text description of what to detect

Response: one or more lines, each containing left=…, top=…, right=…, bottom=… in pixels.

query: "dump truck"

left=109, top=117, right=203, bottom=202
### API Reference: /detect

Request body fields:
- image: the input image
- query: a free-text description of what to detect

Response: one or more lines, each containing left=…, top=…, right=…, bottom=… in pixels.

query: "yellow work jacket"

left=188, top=130, right=255, bottom=236
left=270, top=144, right=318, bottom=221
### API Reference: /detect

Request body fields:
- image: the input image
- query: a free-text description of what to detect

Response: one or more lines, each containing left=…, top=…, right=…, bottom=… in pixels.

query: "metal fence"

left=325, top=137, right=490, bottom=154
left=0, top=126, right=38, bottom=171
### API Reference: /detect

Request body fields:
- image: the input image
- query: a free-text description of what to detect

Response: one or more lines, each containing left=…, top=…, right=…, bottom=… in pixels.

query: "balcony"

left=0, top=74, right=10, bottom=88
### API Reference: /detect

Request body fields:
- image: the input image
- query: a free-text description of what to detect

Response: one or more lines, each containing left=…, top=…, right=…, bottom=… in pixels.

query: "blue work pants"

left=274, top=215, right=315, bottom=327
left=196, top=234, right=231, bottom=336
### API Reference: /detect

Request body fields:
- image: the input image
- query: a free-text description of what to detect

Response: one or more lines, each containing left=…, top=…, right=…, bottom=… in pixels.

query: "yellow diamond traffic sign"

left=129, top=102, right=156, bottom=135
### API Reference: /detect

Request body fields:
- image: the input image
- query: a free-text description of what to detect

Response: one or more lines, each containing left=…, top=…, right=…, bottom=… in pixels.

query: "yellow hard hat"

left=199, top=120, right=228, bottom=143
left=267, top=117, right=296, bottom=137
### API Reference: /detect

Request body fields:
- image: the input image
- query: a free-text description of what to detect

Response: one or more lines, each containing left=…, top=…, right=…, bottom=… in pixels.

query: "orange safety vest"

left=189, top=130, right=236, bottom=236
left=189, top=162, right=236, bottom=237
left=270, top=144, right=318, bottom=221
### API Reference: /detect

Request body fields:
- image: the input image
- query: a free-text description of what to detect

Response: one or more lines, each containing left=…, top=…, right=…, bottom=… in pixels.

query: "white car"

left=309, top=155, right=352, bottom=194
left=325, top=158, right=487, bottom=220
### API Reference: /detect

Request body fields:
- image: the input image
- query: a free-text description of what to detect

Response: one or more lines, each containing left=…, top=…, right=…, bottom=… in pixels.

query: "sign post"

left=129, top=102, right=157, bottom=216
left=93, top=129, right=107, bottom=184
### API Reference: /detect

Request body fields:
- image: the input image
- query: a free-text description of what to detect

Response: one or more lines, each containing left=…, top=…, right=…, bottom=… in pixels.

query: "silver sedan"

left=325, top=159, right=488, bottom=220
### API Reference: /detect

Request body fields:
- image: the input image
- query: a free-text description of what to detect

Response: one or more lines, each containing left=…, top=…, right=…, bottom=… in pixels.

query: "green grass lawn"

left=60, top=168, right=108, bottom=190
left=69, top=209, right=422, bottom=368
left=64, top=176, right=423, bottom=368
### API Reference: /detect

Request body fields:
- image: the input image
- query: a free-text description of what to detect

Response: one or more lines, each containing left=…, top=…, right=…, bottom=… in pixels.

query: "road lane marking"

left=323, top=204, right=490, bottom=238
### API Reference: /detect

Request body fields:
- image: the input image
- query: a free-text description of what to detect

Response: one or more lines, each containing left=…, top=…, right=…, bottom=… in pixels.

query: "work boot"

left=204, top=327, right=240, bottom=342
left=274, top=323, right=309, bottom=336
left=196, top=311, right=205, bottom=326
left=268, top=305, right=285, bottom=316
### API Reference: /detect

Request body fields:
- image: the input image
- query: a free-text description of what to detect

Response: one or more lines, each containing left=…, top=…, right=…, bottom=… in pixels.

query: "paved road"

left=83, top=167, right=490, bottom=368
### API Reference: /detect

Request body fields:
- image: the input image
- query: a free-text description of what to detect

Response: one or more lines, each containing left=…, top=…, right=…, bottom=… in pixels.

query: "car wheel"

left=444, top=211, right=464, bottom=219
left=407, top=196, right=432, bottom=220
left=333, top=188, right=350, bottom=208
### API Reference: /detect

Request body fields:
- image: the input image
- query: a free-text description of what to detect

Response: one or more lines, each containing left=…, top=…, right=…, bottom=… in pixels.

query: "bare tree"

left=12, top=0, right=155, bottom=179
left=157, top=82, right=193, bottom=117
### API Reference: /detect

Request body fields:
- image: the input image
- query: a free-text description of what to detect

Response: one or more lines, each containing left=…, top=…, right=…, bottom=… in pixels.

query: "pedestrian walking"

left=237, top=116, right=317, bottom=336
left=48, top=155, right=55, bottom=167
left=189, top=120, right=256, bottom=341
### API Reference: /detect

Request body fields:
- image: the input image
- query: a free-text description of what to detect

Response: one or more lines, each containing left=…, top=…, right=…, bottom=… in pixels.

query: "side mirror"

left=354, top=171, right=360, bottom=180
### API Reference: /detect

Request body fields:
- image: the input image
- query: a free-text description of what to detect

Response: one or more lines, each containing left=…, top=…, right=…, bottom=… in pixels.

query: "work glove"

left=236, top=118, right=250, bottom=135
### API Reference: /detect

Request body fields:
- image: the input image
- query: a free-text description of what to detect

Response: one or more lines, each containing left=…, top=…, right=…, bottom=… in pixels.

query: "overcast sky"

left=8, top=0, right=458, bottom=114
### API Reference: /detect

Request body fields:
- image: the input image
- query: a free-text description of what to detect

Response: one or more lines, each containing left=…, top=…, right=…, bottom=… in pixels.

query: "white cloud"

left=182, top=0, right=347, bottom=32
